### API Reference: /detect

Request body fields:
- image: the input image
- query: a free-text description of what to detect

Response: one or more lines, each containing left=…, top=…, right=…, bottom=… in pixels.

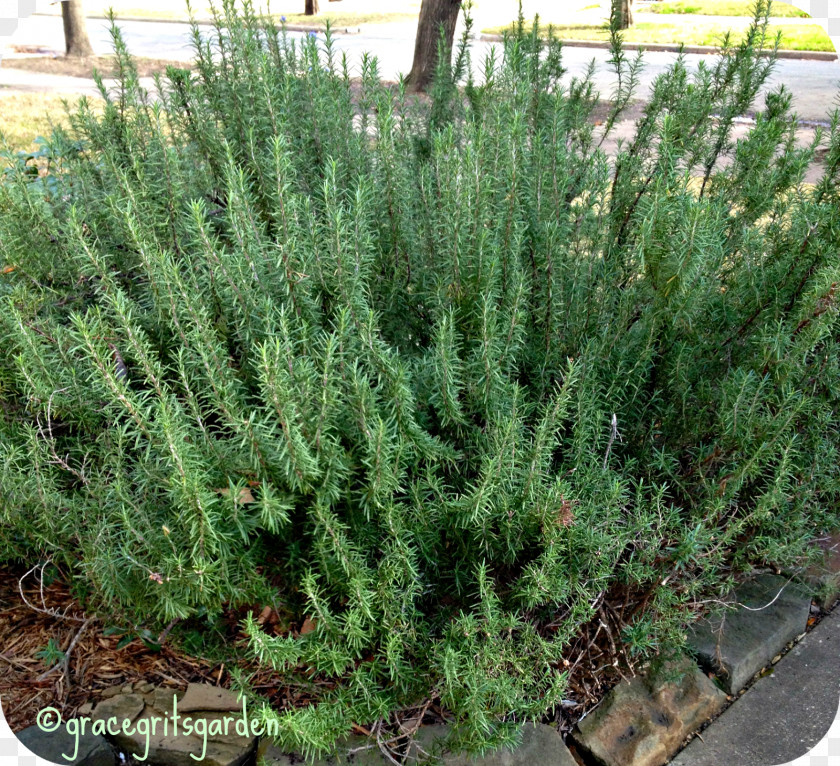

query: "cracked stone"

left=571, top=654, right=726, bottom=766
left=405, top=722, right=578, bottom=765
left=687, top=573, right=811, bottom=694
left=92, top=693, right=256, bottom=766
left=260, top=735, right=384, bottom=765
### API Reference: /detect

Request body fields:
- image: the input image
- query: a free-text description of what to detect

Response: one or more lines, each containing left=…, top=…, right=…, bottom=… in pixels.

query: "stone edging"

left=13, top=539, right=840, bottom=766
left=568, top=572, right=831, bottom=766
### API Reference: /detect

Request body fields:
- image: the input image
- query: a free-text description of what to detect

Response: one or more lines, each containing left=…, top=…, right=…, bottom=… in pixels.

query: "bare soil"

left=1, top=56, right=193, bottom=80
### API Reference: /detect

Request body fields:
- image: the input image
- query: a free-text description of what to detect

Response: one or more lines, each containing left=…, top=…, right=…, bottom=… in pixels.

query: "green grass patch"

left=482, top=20, right=834, bottom=51
left=645, top=0, right=810, bottom=17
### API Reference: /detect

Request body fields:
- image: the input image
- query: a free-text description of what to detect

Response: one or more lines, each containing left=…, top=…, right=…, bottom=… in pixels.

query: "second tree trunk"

left=62, top=0, right=95, bottom=57
left=614, top=0, right=634, bottom=29
left=407, top=0, right=461, bottom=93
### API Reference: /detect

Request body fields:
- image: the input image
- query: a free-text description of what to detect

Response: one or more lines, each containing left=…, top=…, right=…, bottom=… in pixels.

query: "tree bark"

left=614, top=0, right=634, bottom=29
left=61, top=0, right=94, bottom=58
left=304, top=0, right=320, bottom=15
left=407, top=0, right=461, bottom=93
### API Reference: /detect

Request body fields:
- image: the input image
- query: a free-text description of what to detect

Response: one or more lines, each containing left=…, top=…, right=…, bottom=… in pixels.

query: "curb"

left=30, top=11, right=363, bottom=33
left=479, top=33, right=838, bottom=60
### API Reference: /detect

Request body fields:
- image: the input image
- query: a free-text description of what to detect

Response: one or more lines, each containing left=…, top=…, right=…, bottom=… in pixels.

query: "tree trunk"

left=304, top=0, right=319, bottom=15
left=407, top=0, right=461, bottom=93
left=614, top=0, right=633, bottom=29
left=61, top=0, right=94, bottom=58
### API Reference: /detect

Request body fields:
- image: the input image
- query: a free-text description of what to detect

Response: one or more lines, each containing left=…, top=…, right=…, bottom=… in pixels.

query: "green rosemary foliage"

left=1, top=0, right=838, bottom=755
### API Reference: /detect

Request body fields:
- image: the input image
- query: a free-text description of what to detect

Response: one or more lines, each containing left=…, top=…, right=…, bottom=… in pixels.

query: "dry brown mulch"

left=0, top=558, right=635, bottom=738
left=0, top=564, right=218, bottom=732
left=0, top=561, right=387, bottom=734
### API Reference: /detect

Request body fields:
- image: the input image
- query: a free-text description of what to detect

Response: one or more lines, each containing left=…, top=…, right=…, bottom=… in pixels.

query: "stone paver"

left=802, top=532, right=840, bottom=611
left=687, top=574, right=811, bottom=694
left=407, top=723, right=577, bottom=766
left=92, top=686, right=256, bottom=766
left=261, top=734, right=398, bottom=765
left=263, top=745, right=379, bottom=765
left=670, top=611, right=840, bottom=766
left=571, top=655, right=726, bottom=766
left=16, top=721, right=116, bottom=766
left=263, top=723, right=578, bottom=765
left=178, top=683, right=242, bottom=713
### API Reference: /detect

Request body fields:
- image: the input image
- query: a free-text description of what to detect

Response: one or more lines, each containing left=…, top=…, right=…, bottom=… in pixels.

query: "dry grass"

left=0, top=91, right=96, bottom=156
left=1, top=56, right=192, bottom=80
left=0, top=57, right=184, bottom=161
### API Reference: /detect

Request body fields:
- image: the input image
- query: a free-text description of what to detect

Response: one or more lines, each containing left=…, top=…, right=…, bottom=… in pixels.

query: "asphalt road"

left=4, top=14, right=840, bottom=123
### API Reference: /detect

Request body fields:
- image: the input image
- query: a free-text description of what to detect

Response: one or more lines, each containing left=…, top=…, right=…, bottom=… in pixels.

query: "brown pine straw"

left=1, top=561, right=646, bottom=742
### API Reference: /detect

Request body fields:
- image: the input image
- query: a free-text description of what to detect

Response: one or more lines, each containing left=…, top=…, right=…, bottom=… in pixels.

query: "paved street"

left=2, top=14, right=840, bottom=123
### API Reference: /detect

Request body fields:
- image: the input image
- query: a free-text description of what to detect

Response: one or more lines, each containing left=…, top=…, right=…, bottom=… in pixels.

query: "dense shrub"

left=1, top=0, right=839, bottom=756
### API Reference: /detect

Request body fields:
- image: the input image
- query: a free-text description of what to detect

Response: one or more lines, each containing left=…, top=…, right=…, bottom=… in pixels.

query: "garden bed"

left=0, top=561, right=629, bottom=738
left=2, top=4, right=839, bottom=762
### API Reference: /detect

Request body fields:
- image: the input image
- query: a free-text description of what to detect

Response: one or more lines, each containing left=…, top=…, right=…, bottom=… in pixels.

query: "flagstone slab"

left=178, top=683, right=242, bottom=713
left=571, top=654, right=726, bottom=766
left=260, top=735, right=390, bottom=765
left=687, top=573, right=811, bottom=694
left=404, top=722, right=578, bottom=765
left=92, top=691, right=256, bottom=766
left=16, top=721, right=117, bottom=766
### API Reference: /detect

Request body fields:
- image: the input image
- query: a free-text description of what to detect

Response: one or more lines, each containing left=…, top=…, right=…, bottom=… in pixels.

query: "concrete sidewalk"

left=670, top=612, right=840, bottom=766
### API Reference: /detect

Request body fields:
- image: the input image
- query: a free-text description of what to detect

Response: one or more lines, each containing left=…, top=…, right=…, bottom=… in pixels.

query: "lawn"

left=645, top=0, right=811, bottom=17
left=0, top=91, right=92, bottom=156
left=482, top=19, right=834, bottom=52
left=0, top=56, right=192, bottom=79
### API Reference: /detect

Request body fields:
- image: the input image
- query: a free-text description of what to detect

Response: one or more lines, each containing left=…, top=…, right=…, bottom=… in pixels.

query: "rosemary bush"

left=1, top=1, right=838, bottom=756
